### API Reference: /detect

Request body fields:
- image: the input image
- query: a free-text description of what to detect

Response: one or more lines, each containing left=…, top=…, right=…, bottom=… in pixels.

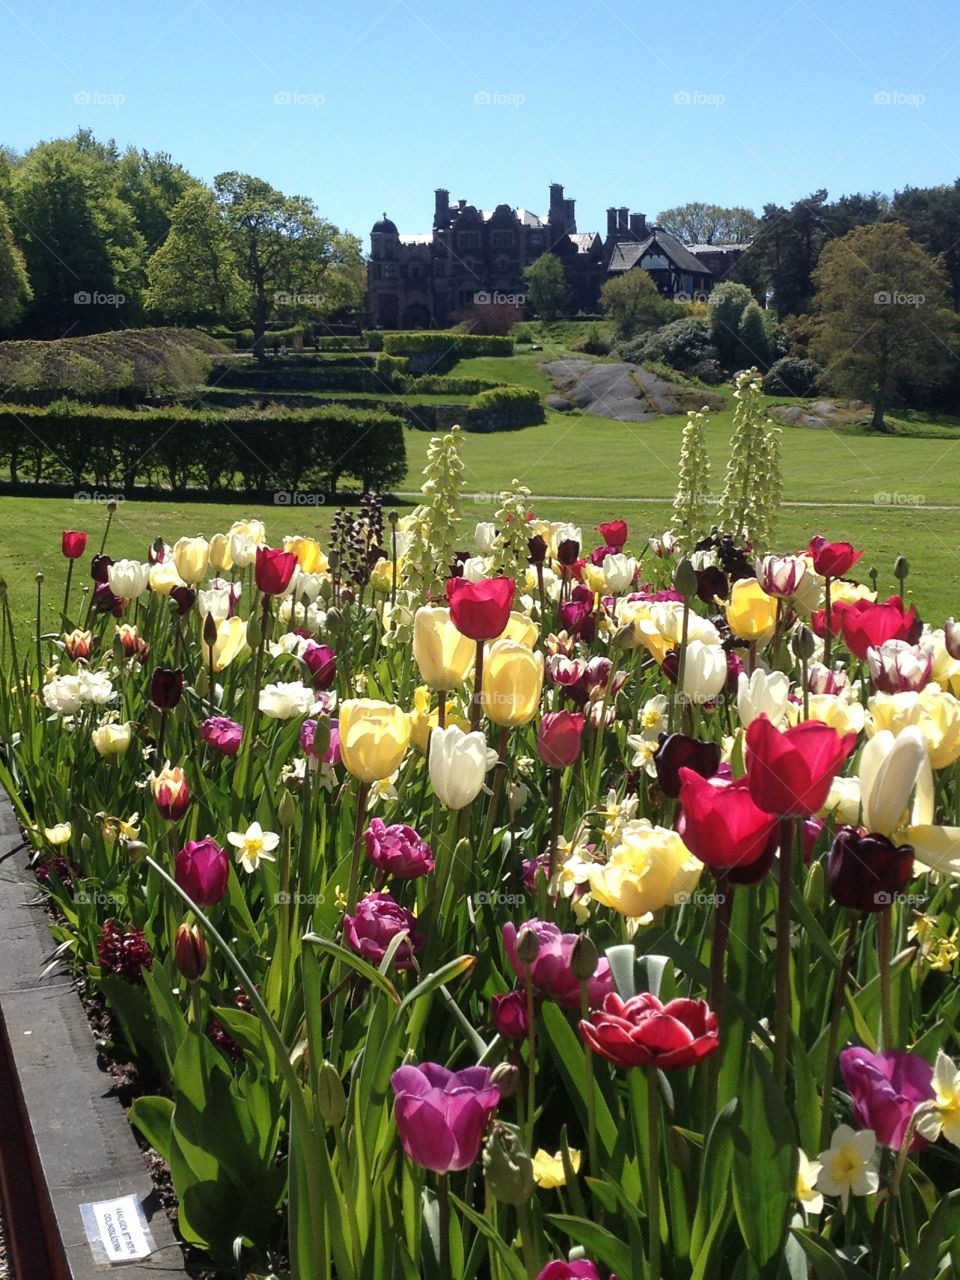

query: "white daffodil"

left=816, top=1125, right=879, bottom=1211
left=915, top=1051, right=960, bottom=1148
left=227, top=821, right=280, bottom=873
left=796, top=1149, right=824, bottom=1216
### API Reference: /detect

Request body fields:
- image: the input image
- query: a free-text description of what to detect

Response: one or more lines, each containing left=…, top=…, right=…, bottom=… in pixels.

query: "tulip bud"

left=804, top=859, right=825, bottom=910
left=491, top=1062, right=521, bottom=1099
left=516, top=925, right=541, bottom=965
left=277, top=789, right=296, bottom=829
left=325, top=608, right=342, bottom=635
left=612, top=621, right=637, bottom=651
left=80, top=832, right=92, bottom=854
left=195, top=669, right=210, bottom=699
left=174, top=923, right=206, bottom=981
left=673, top=558, right=698, bottom=600
left=316, top=1060, right=347, bottom=1125
left=245, top=609, right=262, bottom=650
left=122, top=838, right=148, bottom=863
left=792, top=624, right=816, bottom=662
left=869, top=567, right=879, bottom=594
left=107, top=499, right=118, bottom=514
left=483, top=1123, right=534, bottom=1205
left=570, top=934, right=598, bottom=981
left=894, top=555, right=909, bottom=581
left=203, top=611, right=218, bottom=648
left=527, top=534, right=547, bottom=565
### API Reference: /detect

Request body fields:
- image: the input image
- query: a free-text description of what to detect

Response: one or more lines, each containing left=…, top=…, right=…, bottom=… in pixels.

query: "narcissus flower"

left=390, top=1062, right=501, bottom=1173
left=815, top=1125, right=879, bottom=1210
left=796, top=1151, right=824, bottom=1216
left=413, top=605, right=476, bottom=690
left=447, top=575, right=516, bottom=640
left=502, top=920, right=614, bottom=1011
left=428, top=724, right=493, bottom=810
left=364, top=818, right=434, bottom=879
left=175, top=837, right=229, bottom=906
left=408, top=686, right=469, bottom=754
left=725, top=577, right=778, bottom=643
left=915, top=1051, right=960, bottom=1147
left=808, top=536, right=862, bottom=578
left=255, top=546, right=298, bottom=596
left=171, top=536, right=209, bottom=585
left=839, top=1047, right=933, bottom=1151
left=339, top=699, right=411, bottom=784
left=579, top=992, right=719, bottom=1070
left=589, top=820, right=702, bottom=918
left=61, top=530, right=88, bottom=559
left=746, top=715, right=856, bottom=816
left=227, top=821, right=280, bottom=873
left=482, top=639, right=544, bottom=727
left=677, top=768, right=778, bottom=869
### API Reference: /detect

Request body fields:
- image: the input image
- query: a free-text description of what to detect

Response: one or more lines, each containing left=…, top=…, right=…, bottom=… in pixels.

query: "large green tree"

left=0, top=200, right=32, bottom=330
left=810, top=222, right=957, bottom=430
left=522, top=252, right=571, bottom=321
left=707, top=281, right=755, bottom=371
left=656, top=202, right=758, bottom=245
left=600, top=269, right=668, bottom=339
left=116, top=146, right=199, bottom=252
left=144, top=186, right=244, bottom=323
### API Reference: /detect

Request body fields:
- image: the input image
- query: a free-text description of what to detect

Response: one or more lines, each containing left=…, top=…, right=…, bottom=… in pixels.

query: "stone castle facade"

left=366, top=183, right=747, bottom=329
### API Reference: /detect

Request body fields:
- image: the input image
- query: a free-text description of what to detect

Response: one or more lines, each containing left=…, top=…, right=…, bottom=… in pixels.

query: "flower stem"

left=878, top=907, right=894, bottom=1052
left=705, top=873, right=732, bottom=1130
left=34, top=575, right=43, bottom=679
left=820, top=912, right=860, bottom=1149
left=471, top=642, right=484, bottom=731
left=823, top=576, right=833, bottom=669
left=579, top=981, right=599, bottom=1176
left=524, top=973, right=536, bottom=1150
left=774, top=819, right=795, bottom=1089
left=647, top=1065, right=662, bottom=1280
left=669, top=596, right=691, bottom=734
left=437, top=1173, right=451, bottom=1280
left=345, top=782, right=370, bottom=913
left=62, top=560, right=74, bottom=624
left=547, top=768, right=562, bottom=880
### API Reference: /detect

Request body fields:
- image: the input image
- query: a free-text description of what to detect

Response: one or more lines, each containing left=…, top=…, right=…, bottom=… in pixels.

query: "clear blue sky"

left=3, top=0, right=959, bottom=244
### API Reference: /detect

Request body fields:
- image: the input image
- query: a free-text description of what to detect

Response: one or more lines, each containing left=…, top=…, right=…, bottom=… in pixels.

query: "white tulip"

left=106, top=559, right=150, bottom=599
left=428, top=725, right=496, bottom=810
left=602, top=554, right=637, bottom=595
left=679, top=641, right=727, bottom=702
left=461, top=556, right=490, bottom=583
left=737, top=668, right=790, bottom=728
left=258, top=680, right=318, bottom=720
left=475, top=522, right=498, bottom=555
left=860, top=726, right=931, bottom=837
left=91, top=720, right=133, bottom=756
left=197, top=586, right=233, bottom=624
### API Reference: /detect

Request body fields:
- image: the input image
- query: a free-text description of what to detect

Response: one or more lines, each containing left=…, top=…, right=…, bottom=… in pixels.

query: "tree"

left=738, top=301, right=771, bottom=371
left=600, top=269, right=668, bottom=339
left=523, top=253, right=570, bottom=321
left=810, top=222, right=957, bottom=431
left=214, top=172, right=359, bottom=353
left=115, top=147, right=199, bottom=252
left=656, top=202, right=758, bottom=245
left=0, top=200, right=32, bottom=330
left=144, top=187, right=244, bottom=323
left=707, top=281, right=754, bottom=371
left=892, top=181, right=960, bottom=306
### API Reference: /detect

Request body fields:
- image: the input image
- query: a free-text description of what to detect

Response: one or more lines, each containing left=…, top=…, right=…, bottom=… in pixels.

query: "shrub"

left=314, top=335, right=364, bottom=351
left=571, top=323, right=612, bottom=356
left=619, top=317, right=718, bottom=374
left=399, top=374, right=503, bottom=395
left=375, top=353, right=411, bottom=389
left=464, top=385, right=544, bottom=432
left=363, top=330, right=385, bottom=350
left=763, top=356, right=822, bottom=397
left=382, top=332, right=514, bottom=358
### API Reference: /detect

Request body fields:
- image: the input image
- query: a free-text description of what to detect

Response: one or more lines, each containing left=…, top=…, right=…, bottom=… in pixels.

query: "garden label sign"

left=80, top=1194, right=155, bottom=1265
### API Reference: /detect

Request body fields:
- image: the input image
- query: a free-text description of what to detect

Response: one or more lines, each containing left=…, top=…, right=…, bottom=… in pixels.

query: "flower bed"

left=1, top=427, right=959, bottom=1279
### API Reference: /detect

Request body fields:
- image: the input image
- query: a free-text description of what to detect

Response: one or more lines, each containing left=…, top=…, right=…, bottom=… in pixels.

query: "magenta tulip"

left=200, top=715, right=243, bottom=756
left=343, top=891, right=424, bottom=969
left=175, top=838, right=230, bottom=907
left=364, top=818, right=435, bottom=879
left=503, top=920, right=614, bottom=1011
left=390, top=1062, right=501, bottom=1173
left=839, top=1046, right=934, bottom=1151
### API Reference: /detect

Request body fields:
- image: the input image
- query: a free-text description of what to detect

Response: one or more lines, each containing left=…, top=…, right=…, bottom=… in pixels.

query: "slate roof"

left=607, top=230, right=713, bottom=276
left=570, top=232, right=602, bottom=253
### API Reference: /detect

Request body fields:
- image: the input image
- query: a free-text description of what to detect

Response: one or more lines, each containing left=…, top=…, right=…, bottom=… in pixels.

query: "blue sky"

left=3, top=0, right=959, bottom=244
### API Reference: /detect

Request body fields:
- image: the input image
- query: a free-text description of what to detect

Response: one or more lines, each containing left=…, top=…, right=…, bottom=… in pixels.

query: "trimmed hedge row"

left=0, top=402, right=406, bottom=495
left=382, top=332, right=514, bottom=357
left=464, top=385, right=545, bottom=432
left=193, top=388, right=468, bottom=433
left=207, top=362, right=506, bottom=397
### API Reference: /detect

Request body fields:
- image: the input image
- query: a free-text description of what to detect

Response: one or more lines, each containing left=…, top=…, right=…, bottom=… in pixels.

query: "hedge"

left=464, top=386, right=545, bottom=432
left=210, top=364, right=394, bottom=394
left=0, top=402, right=406, bottom=496
left=397, top=373, right=503, bottom=395
left=382, top=332, right=514, bottom=357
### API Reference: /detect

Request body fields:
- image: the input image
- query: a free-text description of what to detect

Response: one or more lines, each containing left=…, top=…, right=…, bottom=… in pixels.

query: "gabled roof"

left=570, top=232, right=601, bottom=253
left=687, top=242, right=752, bottom=253
left=608, top=230, right=712, bottom=276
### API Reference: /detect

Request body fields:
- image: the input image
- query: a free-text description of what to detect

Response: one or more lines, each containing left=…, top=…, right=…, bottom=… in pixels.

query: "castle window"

left=457, top=231, right=480, bottom=250
left=490, top=230, right=513, bottom=249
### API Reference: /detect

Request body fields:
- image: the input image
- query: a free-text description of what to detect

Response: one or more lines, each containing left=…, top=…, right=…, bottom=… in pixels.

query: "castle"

left=366, top=183, right=747, bottom=329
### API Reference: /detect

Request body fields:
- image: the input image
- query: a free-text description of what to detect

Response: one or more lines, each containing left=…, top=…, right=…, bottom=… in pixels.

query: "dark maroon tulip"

left=826, top=826, right=914, bottom=913
left=556, top=538, right=580, bottom=567
left=589, top=544, right=618, bottom=565
left=90, top=554, right=113, bottom=583
left=696, top=565, right=728, bottom=607
left=491, top=991, right=529, bottom=1041
left=560, top=586, right=595, bottom=642
left=538, top=711, right=586, bottom=768
left=839, top=1046, right=933, bottom=1150
left=175, top=838, right=229, bottom=907
left=303, top=642, right=337, bottom=691
left=527, top=534, right=548, bottom=565
left=170, top=586, right=196, bottom=616
left=91, top=582, right=123, bottom=616
left=391, top=1062, right=501, bottom=1173
left=654, top=733, right=722, bottom=799
left=151, top=666, right=184, bottom=709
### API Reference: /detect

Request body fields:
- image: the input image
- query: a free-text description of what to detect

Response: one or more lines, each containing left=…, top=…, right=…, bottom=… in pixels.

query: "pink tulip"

left=390, top=1062, right=501, bottom=1173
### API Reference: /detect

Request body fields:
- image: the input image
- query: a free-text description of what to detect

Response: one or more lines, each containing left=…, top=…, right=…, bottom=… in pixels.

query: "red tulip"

left=255, top=546, right=298, bottom=596
left=676, top=768, right=778, bottom=869
left=175, top=837, right=229, bottom=906
left=446, top=576, right=515, bottom=641
left=833, top=596, right=920, bottom=661
left=746, top=715, right=856, bottom=817
left=537, top=711, right=585, bottom=768
left=598, top=519, right=628, bottom=548
left=579, top=992, right=719, bottom=1070
left=808, top=536, right=862, bottom=578
left=61, top=530, right=88, bottom=559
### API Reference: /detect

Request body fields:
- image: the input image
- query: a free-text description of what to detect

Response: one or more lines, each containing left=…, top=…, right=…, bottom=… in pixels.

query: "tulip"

left=482, top=639, right=544, bottom=727
left=809, top=536, right=863, bottom=578
left=91, top=583, right=122, bottom=617
left=838, top=1047, right=933, bottom=1150
left=170, top=586, right=196, bottom=617
left=945, top=618, right=960, bottom=662
left=150, top=666, right=184, bottom=709
left=560, top=586, right=596, bottom=642
left=756, top=554, right=807, bottom=598
left=867, top=687, right=960, bottom=769
left=491, top=991, right=529, bottom=1040
left=746, top=715, right=856, bottom=816
left=91, top=554, right=113, bottom=583
left=202, top=615, right=248, bottom=672
left=598, top=518, right=628, bottom=548
left=61, top=530, right=88, bottom=559
left=527, top=534, right=548, bottom=564
left=364, top=817, right=435, bottom=879
left=428, top=724, right=491, bottom=809
left=152, top=764, right=190, bottom=821
left=255, top=546, right=298, bottom=596
left=197, top=584, right=234, bottom=624
left=677, top=768, right=779, bottom=869
left=834, top=596, right=919, bottom=661
left=867, top=640, right=933, bottom=693
left=302, top=642, right=337, bottom=691
left=725, top=577, right=778, bottom=643
left=502, top=611, right=539, bottom=648
left=589, top=820, right=703, bottom=917
left=536, top=1262, right=602, bottom=1280
left=653, top=733, right=721, bottom=798
left=737, top=668, right=790, bottom=728
left=199, top=716, right=242, bottom=757
left=106, top=559, right=150, bottom=600
left=579, top=992, right=719, bottom=1070
left=556, top=538, right=580, bottom=568
left=447, top=576, right=516, bottom=641
left=537, top=711, right=585, bottom=768
left=826, top=827, right=914, bottom=913
left=339, top=699, right=411, bottom=784
left=91, top=721, right=133, bottom=756
left=413, top=606, right=476, bottom=690
left=391, top=1062, right=501, bottom=1174
left=207, top=532, right=233, bottom=573
left=175, top=837, right=230, bottom=906
left=259, top=680, right=317, bottom=720
left=171, top=536, right=209, bottom=585
left=343, top=891, right=424, bottom=969
left=502, top=920, right=614, bottom=1011
left=283, top=535, right=326, bottom=574
left=603, top=553, right=637, bottom=594
left=63, top=628, right=93, bottom=662
left=174, top=922, right=207, bottom=981
left=302, top=717, right=341, bottom=765
left=475, top=521, right=498, bottom=554
left=860, top=726, right=931, bottom=836
left=676, top=640, right=727, bottom=703
left=148, top=562, right=186, bottom=596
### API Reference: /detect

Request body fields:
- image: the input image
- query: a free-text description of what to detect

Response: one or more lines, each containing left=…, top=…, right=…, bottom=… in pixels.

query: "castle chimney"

left=458, top=198, right=467, bottom=211
left=564, top=198, right=576, bottom=234
left=434, top=188, right=450, bottom=229
left=549, top=182, right=564, bottom=215
left=618, top=207, right=629, bottom=232
left=629, top=212, right=647, bottom=238
left=606, top=207, right=618, bottom=237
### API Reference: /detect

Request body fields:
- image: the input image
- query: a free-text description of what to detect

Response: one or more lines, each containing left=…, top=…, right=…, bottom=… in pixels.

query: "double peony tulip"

left=339, top=699, right=411, bottom=784
left=502, top=919, right=615, bottom=1011
left=590, top=820, right=703, bottom=917
left=364, top=818, right=435, bottom=879
left=343, top=891, right=424, bottom=969
left=580, top=992, right=719, bottom=1070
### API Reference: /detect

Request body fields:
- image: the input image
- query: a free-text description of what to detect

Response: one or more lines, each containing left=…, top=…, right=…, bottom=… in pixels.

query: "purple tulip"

left=201, top=716, right=243, bottom=756
left=91, top=582, right=123, bottom=616
left=502, top=920, right=615, bottom=1011
left=839, top=1046, right=934, bottom=1150
left=491, top=991, right=529, bottom=1041
left=536, top=1264, right=605, bottom=1280
left=300, top=717, right=341, bottom=765
left=364, top=818, right=434, bottom=879
left=343, top=892, right=424, bottom=969
left=175, top=838, right=230, bottom=907
left=151, top=666, right=184, bottom=709
left=390, top=1062, right=501, bottom=1173
left=303, top=642, right=337, bottom=691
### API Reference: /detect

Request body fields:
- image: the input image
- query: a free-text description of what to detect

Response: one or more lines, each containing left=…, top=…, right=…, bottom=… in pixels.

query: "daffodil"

left=916, top=1052, right=960, bottom=1147
left=815, top=1125, right=879, bottom=1210
left=532, top=1148, right=581, bottom=1189
left=227, top=821, right=280, bottom=873
left=796, top=1150, right=824, bottom=1216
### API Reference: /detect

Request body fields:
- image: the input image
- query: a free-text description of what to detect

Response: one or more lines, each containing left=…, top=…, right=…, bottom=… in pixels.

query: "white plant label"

left=80, top=1194, right=155, bottom=1264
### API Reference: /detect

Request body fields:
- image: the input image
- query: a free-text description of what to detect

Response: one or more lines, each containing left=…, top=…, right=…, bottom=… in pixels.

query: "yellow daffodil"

left=532, top=1148, right=581, bottom=1189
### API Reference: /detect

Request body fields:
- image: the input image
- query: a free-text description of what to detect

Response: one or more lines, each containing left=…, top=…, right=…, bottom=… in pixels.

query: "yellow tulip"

left=283, top=536, right=327, bottom=575
left=407, top=685, right=470, bottom=754
left=208, top=532, right=234, bottom=573
left=229, top=519, right=267, bottom=544
left=867, top=688, right=960, bottom=769
left=369, top=557, right=400, bottom=594
left=502, top=610, right=539, bottom=648
left=481, top=639, right=544, bottom=727
left=725, top=577, right=777, bottom=643
left=532, top=1148, right=581, bottom=1189
left=589, top=820, right=702, bottom=918
left=92, top=721, right=133, bottom=756
left=148, top=562, right=186, bottom=596
left=581, top=563, right=607, bottom=596
left=172, top=536, right=210, bottom=585
left=413, top=606, right=476, bottom=691
left=339, top=699, right=411, bottom=783
left=789, top=693, right=865, bottom=735
left=203, top=616, right=249, bottom=672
